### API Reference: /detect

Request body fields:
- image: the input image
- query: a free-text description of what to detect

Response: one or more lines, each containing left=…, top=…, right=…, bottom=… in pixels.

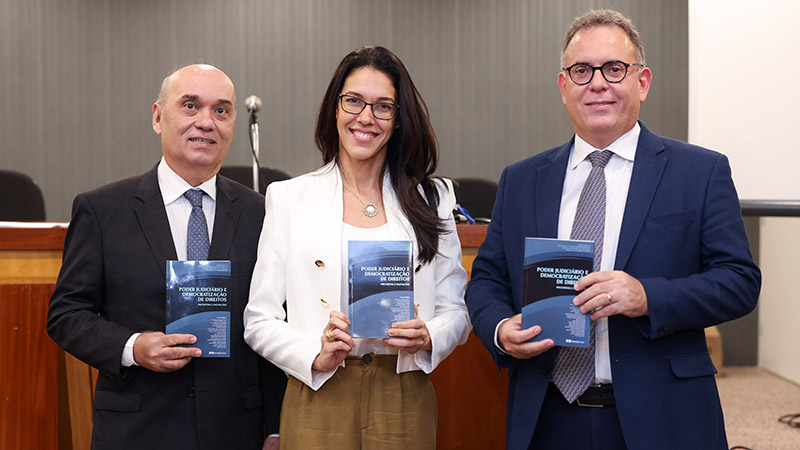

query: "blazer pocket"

left=243, top=387, right=263, bottom=410
left=670, top=353, right=718, bottom=378
left=94, top=390, right=141, bottom=412
left=646, top=210, right=696, bottom=229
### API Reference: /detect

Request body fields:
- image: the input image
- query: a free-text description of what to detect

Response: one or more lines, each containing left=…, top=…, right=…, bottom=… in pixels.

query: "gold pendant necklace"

left=343, top=182, right=379, bottom=217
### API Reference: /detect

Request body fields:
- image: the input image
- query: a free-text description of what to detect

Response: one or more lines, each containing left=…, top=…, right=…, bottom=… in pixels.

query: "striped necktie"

left=551, top=149, right=613, bottom=403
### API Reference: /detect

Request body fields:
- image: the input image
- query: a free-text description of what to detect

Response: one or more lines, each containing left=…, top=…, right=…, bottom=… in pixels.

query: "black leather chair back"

left=0, top=170, right=46, bottom=221
left=453, top=177, right=498, bottom=220
left=218, top=166, right=291, bottom=195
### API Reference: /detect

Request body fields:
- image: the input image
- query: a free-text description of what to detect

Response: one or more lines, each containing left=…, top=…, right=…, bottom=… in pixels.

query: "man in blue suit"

left=465, top=10, right=760, bottom=450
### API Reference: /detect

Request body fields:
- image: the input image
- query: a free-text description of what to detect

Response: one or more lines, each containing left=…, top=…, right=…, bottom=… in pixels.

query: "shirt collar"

left=570, top=122, right=641, bottom=169
left=157, top=157, right=218, bottom=205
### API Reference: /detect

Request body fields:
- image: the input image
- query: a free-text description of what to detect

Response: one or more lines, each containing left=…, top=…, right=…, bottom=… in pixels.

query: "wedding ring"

left=325, top=328, right=335, bottom=341
left=606, top=293, right=612, bottom=303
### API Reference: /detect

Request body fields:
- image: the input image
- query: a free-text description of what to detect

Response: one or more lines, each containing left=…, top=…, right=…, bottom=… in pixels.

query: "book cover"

left=521, top=237, right=593, bottom=347
left=348, top=240, right=414, bottom=338
left=166, top=260, right=231, bottom=357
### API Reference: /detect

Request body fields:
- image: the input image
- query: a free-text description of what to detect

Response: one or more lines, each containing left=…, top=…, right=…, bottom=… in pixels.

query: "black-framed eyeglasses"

left=338, top=94, right=399, bottom=120
left=562, top=61, right=645, bottom=85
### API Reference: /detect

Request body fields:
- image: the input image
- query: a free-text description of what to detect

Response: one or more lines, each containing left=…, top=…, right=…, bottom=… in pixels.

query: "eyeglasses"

left=338, top=94, right=399, bottom=120
left=562, top=61, right=645, bottom=85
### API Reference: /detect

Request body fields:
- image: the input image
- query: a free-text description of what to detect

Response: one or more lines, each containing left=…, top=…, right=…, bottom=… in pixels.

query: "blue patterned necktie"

left=551, top=150, right=613, bottom=403
left=184, top=189, right=209, bottom=260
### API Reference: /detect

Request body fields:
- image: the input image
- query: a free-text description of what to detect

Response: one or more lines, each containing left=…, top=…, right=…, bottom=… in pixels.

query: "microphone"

left=245, top=95, right=262, bottom=192
left=245, top=95, right=262, bottom=114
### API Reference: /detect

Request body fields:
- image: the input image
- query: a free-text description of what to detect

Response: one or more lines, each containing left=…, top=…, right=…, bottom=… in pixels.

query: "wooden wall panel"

left=0, top=227, right=66, bottom=284
left=431, top=224, right=509, bottom=449
left=63, top=352, right=94, bottom=450
left=431, top=335, right=509, bottom=449
left=0, top=284, right=58, bottom=450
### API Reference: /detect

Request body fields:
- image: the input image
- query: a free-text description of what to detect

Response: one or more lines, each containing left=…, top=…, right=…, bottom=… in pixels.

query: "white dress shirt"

left=158, top=158, right=218, bottom=260
left=121, top=157, right=218, bottom=367
left=558, top=123, right=639, bottom=383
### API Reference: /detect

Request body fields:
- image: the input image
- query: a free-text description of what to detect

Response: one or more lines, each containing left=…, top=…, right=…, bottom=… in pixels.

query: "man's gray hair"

left=560, top=9, right=646, bottom=68
left=155, top=73, right=172, bottom=107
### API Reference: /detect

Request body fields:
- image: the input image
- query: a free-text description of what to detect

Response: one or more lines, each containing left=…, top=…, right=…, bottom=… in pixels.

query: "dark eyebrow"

left=571, top=60, right=622, bottom=67
left=342, top=91, right=396, bottom=103
left=179, top=94, right=234, bottom=107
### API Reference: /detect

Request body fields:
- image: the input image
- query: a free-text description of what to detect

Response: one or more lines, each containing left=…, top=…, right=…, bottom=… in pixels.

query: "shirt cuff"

left=413, top=349, right=433, bottom=373
left=494, top=318, right=510, bottom=355
left=121, top=332, right=141, bottom=367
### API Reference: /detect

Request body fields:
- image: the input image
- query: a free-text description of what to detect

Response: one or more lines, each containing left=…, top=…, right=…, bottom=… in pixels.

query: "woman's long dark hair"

left=315, top=46, right=445, bottom=264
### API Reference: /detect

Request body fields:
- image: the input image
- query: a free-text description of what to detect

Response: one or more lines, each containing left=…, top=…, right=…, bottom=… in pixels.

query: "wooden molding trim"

left=0, top=228, right=68, bottom=251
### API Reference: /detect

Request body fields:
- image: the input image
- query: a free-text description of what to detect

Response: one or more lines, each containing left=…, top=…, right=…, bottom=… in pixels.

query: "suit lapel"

left=209, top=177, right=239, bottom=260
left=134, top=167, right=178, bottom=277
left=536, top=140, right=572, bottom=238
left=315, top=165, right=344, bottom=308
left=615, top=123, right=667, bottom=270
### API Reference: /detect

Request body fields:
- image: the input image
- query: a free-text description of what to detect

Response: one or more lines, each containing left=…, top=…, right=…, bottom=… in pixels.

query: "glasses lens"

left=372, top=103, right=397, bottom=120
left=569, top=64, right=593, bottom=85
left=602, top=61, right=628, bottom=83
left=341, top=95, right=365, bottom=114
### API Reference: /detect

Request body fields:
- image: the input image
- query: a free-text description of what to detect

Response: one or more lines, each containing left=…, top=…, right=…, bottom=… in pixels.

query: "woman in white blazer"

left=244, top=46, right=470, bottom=449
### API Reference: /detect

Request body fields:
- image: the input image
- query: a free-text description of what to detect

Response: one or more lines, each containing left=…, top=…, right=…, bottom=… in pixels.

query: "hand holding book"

left=313, top=311, right=355, bottom=372
left=571, top=270, right=649, bottom=320
left=384, top=304, right=432, bottom=354
left=497, top=314, right=555, bottom=359
left=132, top=331, right=201, bottom=372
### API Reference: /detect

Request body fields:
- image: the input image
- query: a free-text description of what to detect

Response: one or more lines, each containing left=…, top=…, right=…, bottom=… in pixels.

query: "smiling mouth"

left=351, top=129, right=377, bottom=140
left=189, top=137, right=216, bottom=144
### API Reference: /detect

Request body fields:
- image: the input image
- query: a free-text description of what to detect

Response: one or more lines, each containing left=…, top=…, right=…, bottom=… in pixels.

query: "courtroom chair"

left=0, top=170, right=46, bottom=221
left=453, top=177, right=498, bottom=220
left=218, top=166, right=291, bottom=195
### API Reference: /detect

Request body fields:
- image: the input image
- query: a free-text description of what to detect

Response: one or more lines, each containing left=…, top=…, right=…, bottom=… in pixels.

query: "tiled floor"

left=718, top=366, right=800, bottom=450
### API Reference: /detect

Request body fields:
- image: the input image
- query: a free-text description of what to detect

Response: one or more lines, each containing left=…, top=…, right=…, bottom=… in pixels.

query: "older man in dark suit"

left=47, top=64, right=284, bottom=450
left=465, top=10, right=760, bottom=450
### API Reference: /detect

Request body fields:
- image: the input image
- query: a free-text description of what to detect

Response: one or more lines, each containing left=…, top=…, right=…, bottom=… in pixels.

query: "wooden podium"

left=431, top=224, right=508, bottom=449
left=0, top=226, right=65, bottom=450
left=0, top=223, right=507, bottom=450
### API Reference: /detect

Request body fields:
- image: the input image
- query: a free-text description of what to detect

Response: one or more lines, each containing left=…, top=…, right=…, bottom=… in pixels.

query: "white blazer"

left=244, top=162, right=470, bottom=390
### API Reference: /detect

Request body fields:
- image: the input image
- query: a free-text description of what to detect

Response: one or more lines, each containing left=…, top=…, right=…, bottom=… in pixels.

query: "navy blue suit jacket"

left=465, top=123, right=760, bottom=450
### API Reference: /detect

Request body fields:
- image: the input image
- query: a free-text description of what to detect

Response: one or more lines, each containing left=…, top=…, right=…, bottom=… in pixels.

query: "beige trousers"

left=280, top=354, right=437, bottom=450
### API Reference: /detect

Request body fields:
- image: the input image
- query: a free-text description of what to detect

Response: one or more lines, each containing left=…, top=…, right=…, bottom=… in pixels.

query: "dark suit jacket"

left=465, top=123, right=760, bottom=450
left=47, top=166, right=286, bottom=450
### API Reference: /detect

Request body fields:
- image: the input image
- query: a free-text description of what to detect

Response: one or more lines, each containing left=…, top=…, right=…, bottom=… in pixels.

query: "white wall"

left=756, top=217, right=800, bottom=383
left=688, top=0, right=800, bottom=202
left=689, top=0, right=800, bottom=384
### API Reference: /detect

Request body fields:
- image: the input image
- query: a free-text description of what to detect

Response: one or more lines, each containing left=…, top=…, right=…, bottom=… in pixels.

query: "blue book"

left=166, top=260, right=231, bottom=357
left=521, top=238, right=593, bottom=347
left=348, top=240, right=414, bottom=338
